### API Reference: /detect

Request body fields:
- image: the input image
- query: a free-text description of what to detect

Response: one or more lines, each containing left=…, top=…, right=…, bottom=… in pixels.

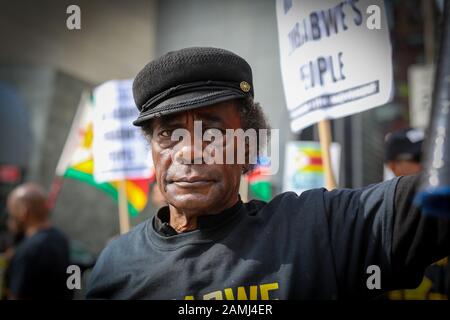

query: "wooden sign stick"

left=318, top=119, right=337, bottom=190
left=118, top=180, right=131, bottom=234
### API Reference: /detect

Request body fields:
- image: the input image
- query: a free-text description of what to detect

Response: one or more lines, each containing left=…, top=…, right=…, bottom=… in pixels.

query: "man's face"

left=150, top=101, right=243, bottom=216
left=387, top=160, right=422, bottom=177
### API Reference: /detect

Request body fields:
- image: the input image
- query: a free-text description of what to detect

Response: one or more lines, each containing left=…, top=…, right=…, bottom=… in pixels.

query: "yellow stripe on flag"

left=72, top=159, right=94, bottom=174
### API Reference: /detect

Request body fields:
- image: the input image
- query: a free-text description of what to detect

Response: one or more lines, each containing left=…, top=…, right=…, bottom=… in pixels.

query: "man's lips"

left=168, top=177, right=215, bottom=188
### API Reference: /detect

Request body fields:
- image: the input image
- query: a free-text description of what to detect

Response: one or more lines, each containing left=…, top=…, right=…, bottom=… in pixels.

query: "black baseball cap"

left=384, top=128, right=424, bottom=163
left=132, top=47, right=254, bottom=126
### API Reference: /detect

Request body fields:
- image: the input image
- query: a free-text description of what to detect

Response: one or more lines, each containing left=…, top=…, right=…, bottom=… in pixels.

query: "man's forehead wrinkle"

left=193, top=111, right=225, bottom=124
left=158, top=112, right=190, bottom=126
left=157, top=108, right=229, bottom=128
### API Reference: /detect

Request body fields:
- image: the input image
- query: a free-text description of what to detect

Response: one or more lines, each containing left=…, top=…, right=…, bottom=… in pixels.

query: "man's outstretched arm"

left=390, top=174, right=450, bottom=288
left=323, top=175, right=450, bottom=298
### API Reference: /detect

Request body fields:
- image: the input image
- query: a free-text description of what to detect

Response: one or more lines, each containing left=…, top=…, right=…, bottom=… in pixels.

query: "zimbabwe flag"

left=55, top=92, right=154, bottom=216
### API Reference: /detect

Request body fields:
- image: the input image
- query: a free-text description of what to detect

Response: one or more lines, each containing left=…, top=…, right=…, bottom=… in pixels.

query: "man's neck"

left=168, top=195, right=240, bottom=233
left=25, top=221, right=51, bottom=238
left=169, top=210, right=198, bottom=233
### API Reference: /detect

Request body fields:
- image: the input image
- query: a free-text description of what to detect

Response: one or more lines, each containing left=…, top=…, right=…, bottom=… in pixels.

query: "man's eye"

left=204, top=128, right=225, bottom=135
left=158, top=129, right=173, bottom=137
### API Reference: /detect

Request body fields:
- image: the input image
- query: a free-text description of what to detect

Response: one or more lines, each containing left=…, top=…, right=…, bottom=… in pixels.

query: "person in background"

left=384, top=128, right=449, bottom=300
left=384, top=127, right=424, bottom=177
left=5, top=182, right=71, bottom=300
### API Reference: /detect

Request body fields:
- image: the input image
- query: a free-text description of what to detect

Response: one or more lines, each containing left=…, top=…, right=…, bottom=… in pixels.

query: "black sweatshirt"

left=86, top=175, right=450, bottom=299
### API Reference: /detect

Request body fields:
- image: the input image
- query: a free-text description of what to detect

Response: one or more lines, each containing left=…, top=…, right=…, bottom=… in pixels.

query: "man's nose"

left=172, top=135, right=204, bottom=164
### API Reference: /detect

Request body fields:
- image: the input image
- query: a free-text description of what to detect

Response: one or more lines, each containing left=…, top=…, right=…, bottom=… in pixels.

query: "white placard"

left=93, top=79, right=152, bottom=183
left=276, top=0, right=393, bottom=132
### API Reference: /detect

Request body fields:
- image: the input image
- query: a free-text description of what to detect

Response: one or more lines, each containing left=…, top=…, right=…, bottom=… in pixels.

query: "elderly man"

left=87, top=47, right=450, bottom=300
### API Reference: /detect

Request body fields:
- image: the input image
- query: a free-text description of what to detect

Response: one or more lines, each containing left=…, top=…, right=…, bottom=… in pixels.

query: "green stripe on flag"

left=64, top=168, right=139, bottom=217
left=249, top=180, right=272, bottom=202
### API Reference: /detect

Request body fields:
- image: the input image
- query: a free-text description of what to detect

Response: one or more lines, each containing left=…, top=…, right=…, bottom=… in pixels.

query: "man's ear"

left=244, top=140, right=250, bottom=172
left=242, top=139, right=255, bottom=174
left=244, top=139, right=259, bottom=175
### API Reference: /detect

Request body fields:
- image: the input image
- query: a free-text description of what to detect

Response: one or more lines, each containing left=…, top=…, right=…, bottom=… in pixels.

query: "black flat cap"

left=132, top=47, right=254, bottom=126
left=385, top=127, right=424, bottom=162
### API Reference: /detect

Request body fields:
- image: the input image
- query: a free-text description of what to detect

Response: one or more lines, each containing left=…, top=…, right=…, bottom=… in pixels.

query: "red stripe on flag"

left=309, top=156, right=323, bottom=166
